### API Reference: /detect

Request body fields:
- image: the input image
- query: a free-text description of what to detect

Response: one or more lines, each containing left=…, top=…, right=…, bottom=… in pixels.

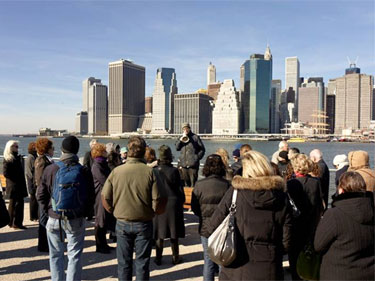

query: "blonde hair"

left=215, top=148, right=230, bottom=168
left=4, top=140, right=18, bottom=162
left=291, top=154, right=313, bottom=175
left=242, top=150, right=274, bottom=178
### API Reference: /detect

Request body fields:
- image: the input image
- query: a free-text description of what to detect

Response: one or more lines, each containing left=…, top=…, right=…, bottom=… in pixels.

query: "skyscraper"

left=298, top=78, right=326, bottom=125
left=108, top=59, right=145, bottom=134
left=285, top=57, right=300, bottom=120
left=145, top=97, right=153, bottom=114
left=246, top=46, right=273, bottom=133
left=88, top=82, right=108, bottom=135
left=207, top=62, right=216, bottom=86
left=75, top=111, right=88, bottom=135
left=82, top=77, right=101, bottom=112
left=270, top=79, right=282, bottom=133
left=212, top=79, right=240, bottom=134
left=174, top=93, right=213, bottom=134
left=240, top=60, right=250, bottom=132
left=151, top=68, right=177, bottom=133
left=334, top=65, right=374, bottom=133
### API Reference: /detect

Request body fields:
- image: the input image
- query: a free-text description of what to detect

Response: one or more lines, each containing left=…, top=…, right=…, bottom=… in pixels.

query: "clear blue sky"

left=0, top=0, right=373, bottom=134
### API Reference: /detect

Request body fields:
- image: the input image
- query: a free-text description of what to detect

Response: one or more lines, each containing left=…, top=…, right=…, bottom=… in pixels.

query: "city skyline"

left=0, top=1, right=374, bottom=133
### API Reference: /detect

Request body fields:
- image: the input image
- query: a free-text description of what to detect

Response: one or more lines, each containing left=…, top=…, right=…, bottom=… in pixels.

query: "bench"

left=183, top=187, right=193, bottom=209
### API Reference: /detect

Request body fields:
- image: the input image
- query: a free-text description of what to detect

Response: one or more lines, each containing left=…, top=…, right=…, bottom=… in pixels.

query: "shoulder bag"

left=207, top=189, right=238, bottom=266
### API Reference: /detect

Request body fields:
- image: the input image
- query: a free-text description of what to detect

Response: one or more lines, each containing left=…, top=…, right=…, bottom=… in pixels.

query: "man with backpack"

left=37, top=136, right=94, bottom=281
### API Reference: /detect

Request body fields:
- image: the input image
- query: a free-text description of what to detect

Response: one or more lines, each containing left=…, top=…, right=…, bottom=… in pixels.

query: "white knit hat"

left=333, top=154, right=349, bottom=169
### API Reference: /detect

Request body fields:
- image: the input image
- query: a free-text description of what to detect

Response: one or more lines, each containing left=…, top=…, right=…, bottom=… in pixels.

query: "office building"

left=298, top=78, right=327, bottom=132
left=145, top=97, right=153, bottom=114
left=108, top=59, right=145, bottom=134
left=75, top=111, right=88, bottom=135
left=285, top=57, right=300, bottom=119
left=240, top=60, right=250, bottom=132
left=82, top=77, right=101, bottom=112
left=88, top=82, right=108, bottom=135
left=212, top=80, right=240, bottom=134
left=247, top=46, right=273, bottom=133
left=207, top=62, right=216, bottom=86
left=334, top=65, right=374, bottom=133
left=174, top=93, right=213, bottom=134
left=270, top=79, right=282, bottom=133
left=207, top=82, right=222, bottom=101
left=151, top=68, right=177, bottom=133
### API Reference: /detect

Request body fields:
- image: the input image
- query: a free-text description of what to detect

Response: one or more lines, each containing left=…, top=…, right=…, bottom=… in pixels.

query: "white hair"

left=89, top=139, right=97, bottom=148
left=279, top=141, right=288, bottom=150
left=310, top=149, right=323, bottom=162
left=106, top=142, right=116, bottom=154
left=3, top=140, right=18, bottom=162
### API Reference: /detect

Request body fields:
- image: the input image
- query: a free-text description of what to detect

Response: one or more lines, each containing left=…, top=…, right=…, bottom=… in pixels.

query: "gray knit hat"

left=182, top=122, right=191, bottom=129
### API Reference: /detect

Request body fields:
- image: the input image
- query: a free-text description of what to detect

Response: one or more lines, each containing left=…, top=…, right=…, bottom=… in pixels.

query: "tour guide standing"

left=101, top=136, right=166, bottom=281
left=176, top=123, right=205, bottom=187
left=37, top=136, right=95, bottom=281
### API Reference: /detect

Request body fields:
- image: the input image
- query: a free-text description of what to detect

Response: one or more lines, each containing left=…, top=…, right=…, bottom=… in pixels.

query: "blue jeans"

left=116, top=220, right=153, bottom=281
left=201, top=236, right=219, bottom=281
left=46, top=217, right=86, bottom=281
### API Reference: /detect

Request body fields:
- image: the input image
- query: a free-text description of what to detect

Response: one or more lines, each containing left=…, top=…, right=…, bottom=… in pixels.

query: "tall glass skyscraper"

left=246, top=46, right=273, bottom=133
left=152, top=68, right=177, bottom=133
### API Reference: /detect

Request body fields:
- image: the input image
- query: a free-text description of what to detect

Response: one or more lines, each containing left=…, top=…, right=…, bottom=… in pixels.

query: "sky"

left=0, top=0, right=374, bottom=134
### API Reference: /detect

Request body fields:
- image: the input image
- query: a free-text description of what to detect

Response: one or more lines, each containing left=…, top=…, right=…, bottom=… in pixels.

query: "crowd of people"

left=0, top=123, right=374, bottom=281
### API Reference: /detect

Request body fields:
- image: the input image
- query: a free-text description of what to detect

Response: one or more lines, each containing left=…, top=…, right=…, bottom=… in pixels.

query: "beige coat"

left=348, top=151, right=375, bottom=192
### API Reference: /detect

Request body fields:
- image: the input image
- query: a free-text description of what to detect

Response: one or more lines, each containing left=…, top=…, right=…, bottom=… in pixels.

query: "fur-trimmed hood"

left=231, top=175, right=287, bottom=210
left=232, top=175, right=286, bottom=191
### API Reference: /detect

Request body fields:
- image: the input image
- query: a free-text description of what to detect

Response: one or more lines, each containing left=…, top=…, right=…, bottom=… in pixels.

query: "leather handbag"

left=207, top=189, right=238, bottom=266
left=297, top=242, right=321, bottom=280
left=0, top=191, right=10, bottom=228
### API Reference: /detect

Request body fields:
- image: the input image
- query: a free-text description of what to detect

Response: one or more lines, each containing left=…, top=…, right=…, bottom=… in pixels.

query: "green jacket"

left=102, top=157, right=162, bottom=222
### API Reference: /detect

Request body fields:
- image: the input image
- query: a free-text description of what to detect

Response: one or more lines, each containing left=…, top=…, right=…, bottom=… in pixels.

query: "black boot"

left=154, top=239, right=163, bottom=266
left=171, top=239, right=181, bottom=265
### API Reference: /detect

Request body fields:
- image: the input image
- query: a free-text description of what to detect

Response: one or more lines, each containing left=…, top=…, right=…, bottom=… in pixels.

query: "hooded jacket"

left=348, top=151, right=375, bottom=193
left=314, top=192, right=374, bottom=280
left=208, top=175, right=292, bottom=281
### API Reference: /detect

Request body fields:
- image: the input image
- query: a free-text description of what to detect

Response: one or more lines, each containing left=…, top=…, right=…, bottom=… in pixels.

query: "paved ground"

left=0, top=199, right=291, bottom=280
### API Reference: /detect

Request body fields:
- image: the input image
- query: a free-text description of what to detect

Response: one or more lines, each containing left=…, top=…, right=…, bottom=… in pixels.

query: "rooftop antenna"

left=347, top=56, right=359, bottom=68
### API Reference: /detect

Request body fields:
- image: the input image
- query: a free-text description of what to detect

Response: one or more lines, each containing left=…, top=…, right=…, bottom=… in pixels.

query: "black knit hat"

left=61, top=136, right=80, bottom=154
left=158, top=145, right=173, bottom=161
left=279, top=150, right=289, bottom=161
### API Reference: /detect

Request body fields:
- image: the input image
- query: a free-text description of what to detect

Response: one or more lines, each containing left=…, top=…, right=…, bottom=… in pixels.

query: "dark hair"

left=144, top=147, right=156, bottom=163
left=127, top=136, right=146, bottom=158
left=271, top=162, right=281, bottom=176
left=339, top=171, right=366, bottom=193
left=202, top=154, right=226, bottom=177
left=290, top=147, right=300, bottom=154
left=240, top=144, right=252, bottom=156
left=28, top=142, right=36, bottom=154
left=36, top=138, right=53, bottom=155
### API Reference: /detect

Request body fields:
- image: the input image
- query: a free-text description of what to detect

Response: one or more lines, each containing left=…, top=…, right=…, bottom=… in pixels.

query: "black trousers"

left=181, top=167, right=198, bottom=187
left=29, top=193, right=39, bottom=221
left=8, top=197, right=24, bottom=227
left=155, top=238, right=179, bottom=260
left=38, top=224, right=49, bottom=251
left=95, top=226, right=108, bottom=249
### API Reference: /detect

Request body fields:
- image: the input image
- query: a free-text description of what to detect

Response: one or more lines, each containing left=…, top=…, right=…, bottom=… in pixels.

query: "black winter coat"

left=83, top=150, right=94, bottom=171
left=314, top=192, right=374, bottom=281
left=91, top=157, right=115, bottom=229
left=191, top=175, right=230, bottom=237
left=286, top=176, right=323, bottom=255
left=176, top=132, right=205, bottom=168
left=3, top=153, right=28, bottom=199
left=153, top=163, right=185, bottom=239
left=318, top=159, right=330, bottom=206
left=209, top=176, right=292, bottom=281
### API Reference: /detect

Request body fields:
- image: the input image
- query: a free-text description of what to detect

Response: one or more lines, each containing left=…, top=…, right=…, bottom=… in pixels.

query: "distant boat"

left=287, top=137, right=306, bottom=143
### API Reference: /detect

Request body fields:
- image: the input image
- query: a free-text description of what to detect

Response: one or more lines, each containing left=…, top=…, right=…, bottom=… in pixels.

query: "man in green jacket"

left=102, top=136, right=165, bottom=281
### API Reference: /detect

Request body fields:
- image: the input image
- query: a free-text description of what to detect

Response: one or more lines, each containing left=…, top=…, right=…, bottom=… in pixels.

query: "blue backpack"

left=51, top=161, right=87, bottom=219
